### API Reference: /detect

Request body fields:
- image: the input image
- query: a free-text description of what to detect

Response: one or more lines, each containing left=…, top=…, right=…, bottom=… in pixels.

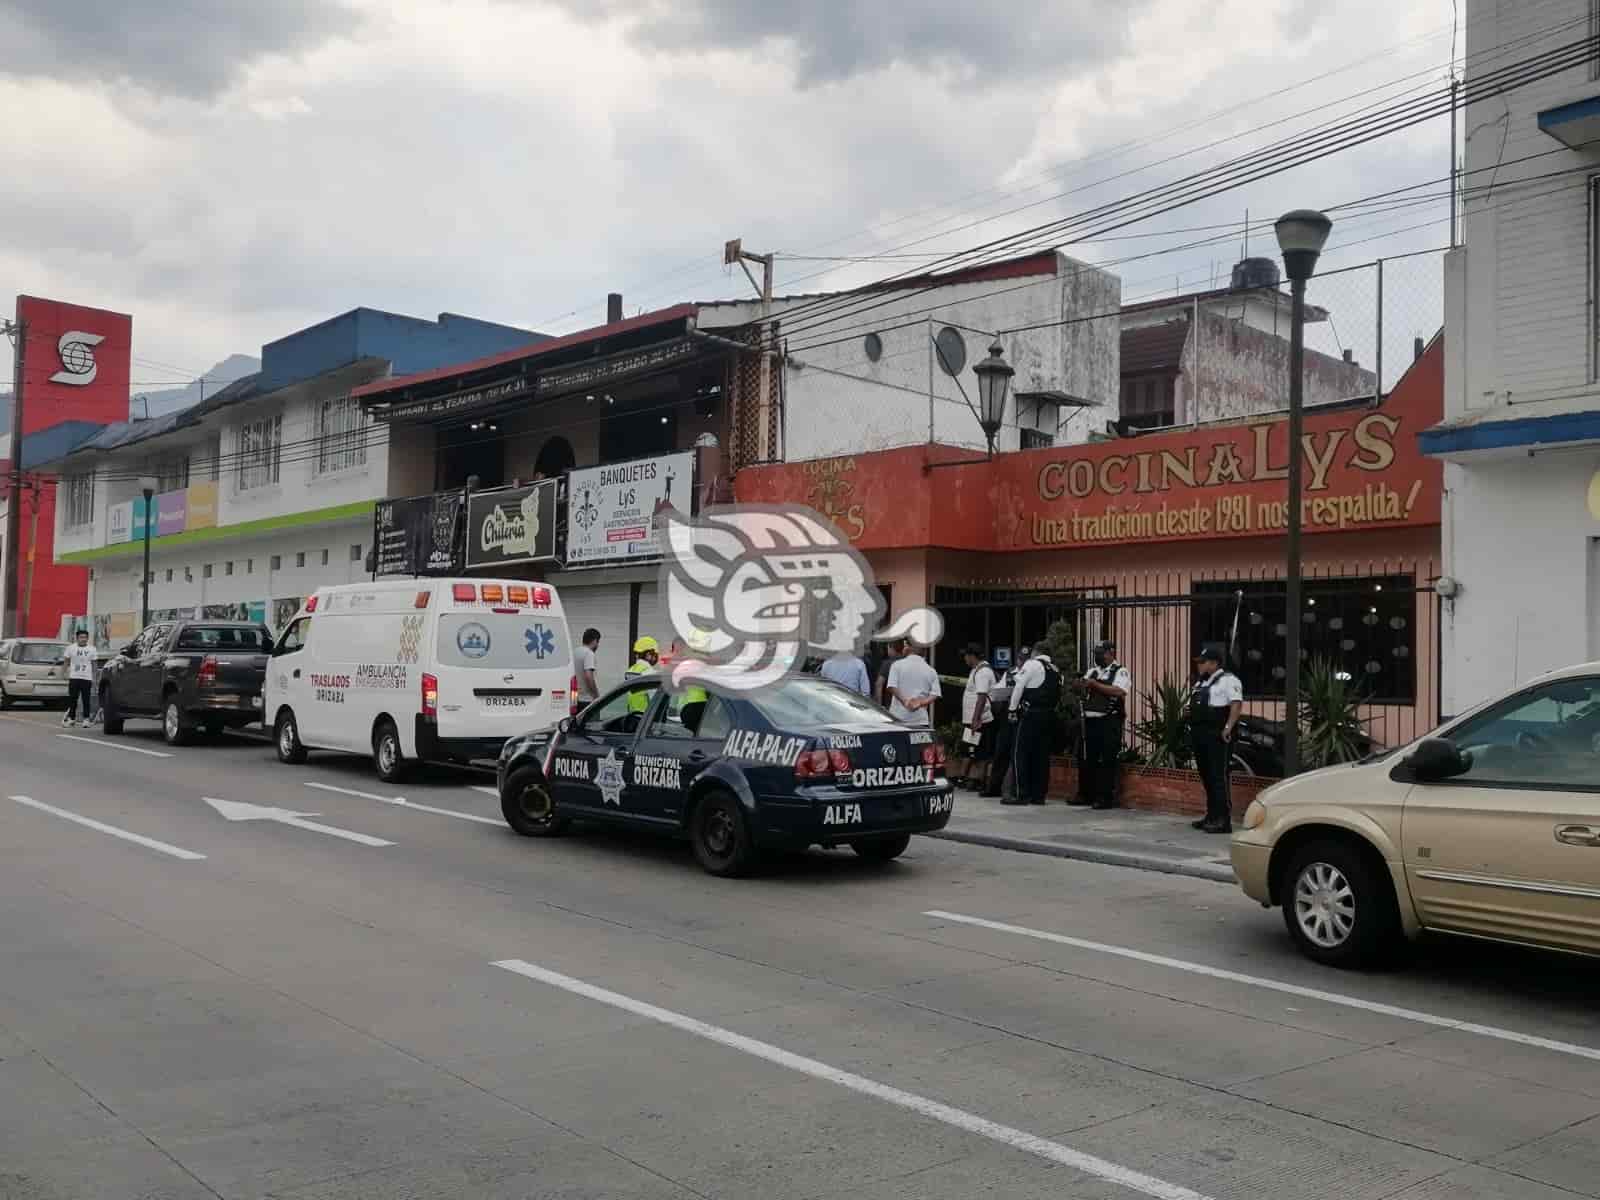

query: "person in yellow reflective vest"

left=678, top=628, right=711, bottom=731
left=626, top=636, right=660, bottom=714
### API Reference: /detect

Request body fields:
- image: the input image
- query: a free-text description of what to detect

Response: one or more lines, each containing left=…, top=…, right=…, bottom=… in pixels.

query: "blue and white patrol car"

left=496, top=672, right=955, bottom=875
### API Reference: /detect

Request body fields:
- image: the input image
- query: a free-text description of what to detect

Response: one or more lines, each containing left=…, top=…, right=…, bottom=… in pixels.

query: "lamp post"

left=972, top=339, right=1015, bottom=456
left=139, top=476, right=157, bottom=628
left=1274, top=209, right=1332, bottom=777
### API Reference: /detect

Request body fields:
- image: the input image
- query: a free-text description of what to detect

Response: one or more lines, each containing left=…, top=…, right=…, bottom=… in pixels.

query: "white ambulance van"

left=265, top=578, right=573, bottom=781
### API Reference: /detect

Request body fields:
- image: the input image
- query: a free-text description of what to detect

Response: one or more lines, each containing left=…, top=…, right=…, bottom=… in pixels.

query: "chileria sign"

left=734, top=339, right=1443, bottom=552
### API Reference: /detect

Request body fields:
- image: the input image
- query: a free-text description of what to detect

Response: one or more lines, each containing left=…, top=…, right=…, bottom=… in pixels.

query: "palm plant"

left=1298, top=656, right=1368, bottom=769
left=1133, top=674, right=1192, bottom=768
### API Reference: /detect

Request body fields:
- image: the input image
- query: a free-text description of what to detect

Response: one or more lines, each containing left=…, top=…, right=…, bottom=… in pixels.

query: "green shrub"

left=1133, top=674, right=1193, bottom=768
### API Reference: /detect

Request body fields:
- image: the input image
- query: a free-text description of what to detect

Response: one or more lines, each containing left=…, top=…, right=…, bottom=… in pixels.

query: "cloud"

left=0, top=0, right=361, bottom=98
left=556, top=0, right=1155, bottom=85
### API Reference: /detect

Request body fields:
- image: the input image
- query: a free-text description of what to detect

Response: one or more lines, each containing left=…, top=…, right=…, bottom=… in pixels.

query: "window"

left=1444, top=675, right=1600, bottom=788
left=15, top=642, right=66, bottom=665
left=247, top=559, right=254, bottom=575
left=320, top=549, right=329, bottom=567
left=1120, top=375, right=1176, bottom=430
left=270, top=555, right=282, bottom=571
left=350, top=543, right=363, bottom=562
left=750, top=676, right=899, bottom=728
left=146, top=571, right=155, bottom=584
left=149, top=455, right=189, bottom=493
left=646, top=689, right=729, bottom=740
left=175, top=626, right=271, bottom=651
left=295, top=551, right=306, bottom=568
left=225, top=561, right=234, bottom=577
left=582, top=682, right=659, bottom=735
left=315, top=395, right=369, bottom=474
left=63, top=474, right=95, bottom=528
left=274, top=617, right=312, bottom=656
left=1191, top=575, right=1416, bottom=703
left=165, top=569, right=174, bottom=583
left=204, top=435, right=222, bottom=482
left=236, top=414, right=283, bottom=491
left=203, top=564, right=213, bottom=579
left=1020, top=428, right=1054, bottom=450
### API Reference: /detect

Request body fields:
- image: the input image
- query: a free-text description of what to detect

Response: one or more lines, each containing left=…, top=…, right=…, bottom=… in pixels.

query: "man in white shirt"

left=818, top=650, right=871, bottom=697
left=955, top=644, right=997, bottom=789
left=1073, top=639, right=1132, bottom=810
left=1189, top=642, right=1244, bottom=833
left=885, top=639, right=940, bottom=727
left=576, top=628, right=601, bottom=704
left=1009, top=642, right=1058, bottom=804
left=61, top=629, right=97, bottom=728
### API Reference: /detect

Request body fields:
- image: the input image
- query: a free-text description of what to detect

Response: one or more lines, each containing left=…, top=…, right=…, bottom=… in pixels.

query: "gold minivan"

left=1232, top=664, right=1600, bottom=967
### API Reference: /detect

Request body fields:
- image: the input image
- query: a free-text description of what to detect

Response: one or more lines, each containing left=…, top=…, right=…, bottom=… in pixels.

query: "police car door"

left=547, top=679, right=656, bottom=820
left=631, top=690, right=733, bottom=825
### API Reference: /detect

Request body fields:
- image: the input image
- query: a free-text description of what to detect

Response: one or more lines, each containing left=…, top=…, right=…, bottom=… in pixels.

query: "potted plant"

left=1132, top=674, right=1193, bottom=768
left=1298, top=656, right=1370, bottom=769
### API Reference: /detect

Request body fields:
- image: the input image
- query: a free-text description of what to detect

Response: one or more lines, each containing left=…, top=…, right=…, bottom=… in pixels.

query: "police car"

left=496, top=671, right=955, bottom=876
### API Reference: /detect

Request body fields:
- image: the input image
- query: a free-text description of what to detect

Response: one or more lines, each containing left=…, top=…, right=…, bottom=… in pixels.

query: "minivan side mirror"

left=1401, top=737, right=1470, bottom=783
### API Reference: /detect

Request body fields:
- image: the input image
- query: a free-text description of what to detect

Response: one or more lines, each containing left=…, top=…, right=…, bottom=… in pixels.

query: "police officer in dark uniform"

left=1073, top=640, right=1131, bottom=810
left=1189, top=642, right=1243, bottom=833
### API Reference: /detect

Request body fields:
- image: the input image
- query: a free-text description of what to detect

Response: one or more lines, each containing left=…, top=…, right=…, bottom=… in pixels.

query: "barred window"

left=149, top=455, right=189, bottom=493
left=237, top=415, right=282, bottom=491
left=63, top=474, right=95, bottom=527
left=315, top=396, right=368, bottom=474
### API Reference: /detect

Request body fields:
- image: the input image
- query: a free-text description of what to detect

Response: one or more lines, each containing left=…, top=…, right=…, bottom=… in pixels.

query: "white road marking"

left=10, top=795, right=205, bottom=860
left=492, top=959, right=1212, bottom=1200
left=57, top=733, right=172, bottom=758
left=925, top=911, right=1600, bottom=1063
left=469, top=784, right=498, bottom=797
left=303, top=781, right=502, bottom=826
left=203, top=797, right=394, bottom=847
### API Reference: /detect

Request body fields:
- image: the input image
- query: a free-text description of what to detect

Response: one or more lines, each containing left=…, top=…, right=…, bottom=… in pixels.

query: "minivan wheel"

left=373, top=720, right=408, bottom=783
left=690, top=790, right=758, bottom=877
left=275, top=709, right=307, bottom=764
left=1282, top=840, right=1398, bottom=968
left=163, top=697, right=193, bottom=746
left=501, top=766, right=568, bottom=837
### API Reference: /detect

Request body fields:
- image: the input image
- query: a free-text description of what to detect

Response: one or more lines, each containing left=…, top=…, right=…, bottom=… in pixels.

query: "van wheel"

left=101, top=687, right=124, bottom=735
left=373, top=720, right=409, bottom=783
left=1282, top=840, right=1398, bottom=968
left=163, top=696, right=194, bottom=746
left=851, top=833, right=912, bottom=863
left=275, top=709, right=308, bottom=764
left=690, top=790, right=758, bottom=877
left=501, top=766, right=568, bottom=837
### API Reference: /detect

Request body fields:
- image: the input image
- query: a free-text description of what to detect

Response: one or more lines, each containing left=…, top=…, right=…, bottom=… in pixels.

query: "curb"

left=927, top=828, right=1236, bottom=883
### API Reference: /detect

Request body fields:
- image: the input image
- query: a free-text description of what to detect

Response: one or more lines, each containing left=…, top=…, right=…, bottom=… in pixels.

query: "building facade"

left=1429, top=0, right=1600, bottom=712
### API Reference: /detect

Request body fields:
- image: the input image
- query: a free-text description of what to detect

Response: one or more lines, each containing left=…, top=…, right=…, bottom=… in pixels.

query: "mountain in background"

left=133, top=354, right=260, bottom=418
left=0, top=354, right=259, bottom=434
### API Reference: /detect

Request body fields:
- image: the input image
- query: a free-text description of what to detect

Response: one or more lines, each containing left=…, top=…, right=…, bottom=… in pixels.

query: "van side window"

left=276, top=618, right=312, bottom=656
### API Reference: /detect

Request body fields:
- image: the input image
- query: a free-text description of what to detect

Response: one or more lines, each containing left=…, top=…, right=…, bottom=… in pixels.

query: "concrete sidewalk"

left=930, top=791, right=1238, bottom=882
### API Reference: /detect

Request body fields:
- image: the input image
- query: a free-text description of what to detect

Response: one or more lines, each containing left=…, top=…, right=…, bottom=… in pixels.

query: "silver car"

left=0, top=638, right=71, bottom=709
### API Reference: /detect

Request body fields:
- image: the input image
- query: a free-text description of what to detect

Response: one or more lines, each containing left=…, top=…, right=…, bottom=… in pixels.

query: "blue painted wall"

left=259, top=309, right=546, bottom=392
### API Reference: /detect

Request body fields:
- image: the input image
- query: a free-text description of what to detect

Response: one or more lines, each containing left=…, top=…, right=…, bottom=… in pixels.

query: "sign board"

left=186, top=480, right=218, bottom=529
left=374, top=492, right=464, bottom=577
left=155, top=489, right=187, bottom=537
left=465, top=481, right=558, bottom=569
left=107, top=500, right=132, bottom=545
left=536, top=337, right=697, bottom=397
left=377, top=377, right=532, bottom=423
left=130, top=495, right=152, bottom=542
left=566, top=451, right=694, bottom=566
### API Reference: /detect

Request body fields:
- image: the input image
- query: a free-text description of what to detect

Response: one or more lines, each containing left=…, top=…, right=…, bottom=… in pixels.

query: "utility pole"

left=724, top=239, right=776, bottom=462
left=20, top=477, right=40, bottom=637
left=3, top=314, right=26, bottom=638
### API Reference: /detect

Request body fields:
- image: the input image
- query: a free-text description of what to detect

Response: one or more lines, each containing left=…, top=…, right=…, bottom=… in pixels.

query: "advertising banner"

left=108, top=612, right=138, bottom=640
left=107, top=500, right=132, bottom=545
left=155, top=489, right=187, bottom=537
left=465, top=481, right=558, bottom=569
left=374, top=492, right=463, bottom=576
left=566, top=451, right=693, bottom=566
left=14, top=297, right=133, bottom=436
left=186, top=480, right=218, bottom=529
left=130, top=495, right=152, bottom=542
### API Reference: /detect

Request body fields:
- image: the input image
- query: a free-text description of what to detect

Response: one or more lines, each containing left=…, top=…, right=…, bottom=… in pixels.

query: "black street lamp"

left=139, top=476, right=157, bottom=628
left=1274, top=208, right=1332, bottom=777
left=972, top=339, right=1015, bottom=455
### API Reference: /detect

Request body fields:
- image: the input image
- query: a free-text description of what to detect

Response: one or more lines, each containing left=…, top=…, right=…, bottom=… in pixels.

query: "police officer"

left=1009, top=641, right=1059, bottom=805
left=1189, top=642, right=1243, bottom=833
left=983, top=650, right=1024, bottom=800
left=626, top=636, right=660, bottom=718
left=1074, top=640, right=1131, bottom=810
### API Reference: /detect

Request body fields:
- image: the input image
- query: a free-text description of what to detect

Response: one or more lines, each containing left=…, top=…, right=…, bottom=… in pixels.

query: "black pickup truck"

left=100, top=620, right=273, bottom=745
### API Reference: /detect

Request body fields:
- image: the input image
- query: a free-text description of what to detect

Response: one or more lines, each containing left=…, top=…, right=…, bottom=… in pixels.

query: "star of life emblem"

left=595, top=748, right=626, bottom=806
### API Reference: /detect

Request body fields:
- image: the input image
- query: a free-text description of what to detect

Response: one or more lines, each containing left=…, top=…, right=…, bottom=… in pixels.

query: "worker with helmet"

left=676, top=628, right=712, bottom=733
left=1073, top=639, right=1131, bottom=810
left=627, top=635, right=660, bottom=714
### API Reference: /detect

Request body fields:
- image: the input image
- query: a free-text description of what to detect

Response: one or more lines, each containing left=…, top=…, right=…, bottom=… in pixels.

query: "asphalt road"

left=1, top=705, right=1598, bottom=1200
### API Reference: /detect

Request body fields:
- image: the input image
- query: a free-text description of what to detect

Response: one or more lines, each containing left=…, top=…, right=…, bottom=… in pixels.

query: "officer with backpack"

left=1073, top=639, right=1131, bottom=809
left=1009, top=640, right=1059, bottom=805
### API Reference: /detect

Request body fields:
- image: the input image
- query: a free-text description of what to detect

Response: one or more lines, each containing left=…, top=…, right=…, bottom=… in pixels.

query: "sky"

left=0, top=0, right=1470, bottom=397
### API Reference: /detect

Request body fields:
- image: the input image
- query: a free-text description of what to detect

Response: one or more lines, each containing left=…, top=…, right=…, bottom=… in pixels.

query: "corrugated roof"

left=1120, top=322, right=1190, bottom=375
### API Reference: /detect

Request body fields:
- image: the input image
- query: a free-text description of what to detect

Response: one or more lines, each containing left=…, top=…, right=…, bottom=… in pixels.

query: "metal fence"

left=933, top=556, right=1441, bottom=770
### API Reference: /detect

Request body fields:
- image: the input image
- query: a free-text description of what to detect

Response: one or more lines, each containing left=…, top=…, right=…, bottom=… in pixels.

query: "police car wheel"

left=501, top=766, right=568, bottom=837
left=691, top=791, right=757, bottom=877
left=851, top=833, right=912, bottom=863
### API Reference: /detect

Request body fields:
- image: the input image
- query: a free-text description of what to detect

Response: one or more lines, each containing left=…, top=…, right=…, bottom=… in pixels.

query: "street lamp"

left=139, top=476, right=157, bottom=628
left=1274, top=208, right=1332, bottom=777
left=972, top=339, right=1015, bottom=455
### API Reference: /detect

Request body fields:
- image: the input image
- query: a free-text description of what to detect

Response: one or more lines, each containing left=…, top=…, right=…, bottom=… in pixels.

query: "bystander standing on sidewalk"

left=819, top=649, right=871, bottom=696
left=885, top=639, right=940, bottom=727
left=576, top=628, right=601, bottom=703
left=954, top=644, right=996, bottom=790
left=59, top=629, right=97, bottom=729
left=871, top=641, right=900, bottom=706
